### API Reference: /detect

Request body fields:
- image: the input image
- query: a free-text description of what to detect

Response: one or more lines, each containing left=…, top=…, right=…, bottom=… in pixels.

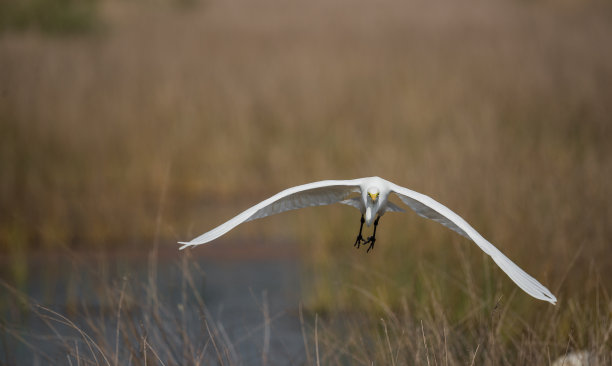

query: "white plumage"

left=179, top=176, right=556, bottom=304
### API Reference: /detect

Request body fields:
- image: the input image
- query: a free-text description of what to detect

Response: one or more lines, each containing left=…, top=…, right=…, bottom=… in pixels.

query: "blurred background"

left=1, top=0, right=611, bottom=364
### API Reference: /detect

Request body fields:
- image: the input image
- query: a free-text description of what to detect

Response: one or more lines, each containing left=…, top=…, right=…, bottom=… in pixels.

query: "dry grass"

left=0, top=251, right=246, bottom=365
left=0, top=250, right=610, bottom=365
left=1, top=0, right=610, bottom=251
left=1, top=0, right=612, bottom=363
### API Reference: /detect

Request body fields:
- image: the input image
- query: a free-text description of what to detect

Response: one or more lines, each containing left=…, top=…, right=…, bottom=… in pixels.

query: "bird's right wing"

left=390, top=183, right=557, bottom=304
left=179, top=179, right=363, bottom=249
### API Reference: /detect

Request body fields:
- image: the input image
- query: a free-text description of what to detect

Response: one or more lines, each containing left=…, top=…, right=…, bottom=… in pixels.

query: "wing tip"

left=530, top=284, right=557, bottom=305
left=177, top=241, right=193, bottom=250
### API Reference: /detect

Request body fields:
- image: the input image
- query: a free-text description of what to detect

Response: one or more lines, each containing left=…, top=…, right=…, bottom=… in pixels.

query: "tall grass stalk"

left=1, top=251, right=610, bottom=364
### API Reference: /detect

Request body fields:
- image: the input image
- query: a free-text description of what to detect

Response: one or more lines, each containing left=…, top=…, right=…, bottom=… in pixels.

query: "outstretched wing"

left=390, top=183, right=557, bottom=304
left=179, top=179, right=363, bottom=249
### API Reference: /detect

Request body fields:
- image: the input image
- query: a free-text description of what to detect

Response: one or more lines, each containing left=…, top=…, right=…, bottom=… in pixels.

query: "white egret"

left=179, top=176, right=556, bottom=304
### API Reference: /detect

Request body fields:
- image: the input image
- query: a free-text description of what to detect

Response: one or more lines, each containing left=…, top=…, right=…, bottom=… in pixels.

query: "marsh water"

left=1, top=241, right=307, bottom=364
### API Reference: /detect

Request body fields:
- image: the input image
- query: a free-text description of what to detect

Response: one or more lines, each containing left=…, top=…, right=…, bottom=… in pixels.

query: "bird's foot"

left=354, top=235, right=365, bottom=248
left=365, top=236, right=376, bottom=253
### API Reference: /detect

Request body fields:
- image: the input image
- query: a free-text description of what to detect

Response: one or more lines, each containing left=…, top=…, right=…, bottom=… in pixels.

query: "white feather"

left=389, top=182, right=556, bottom=304
left=179, top=179, right=362, bottom=249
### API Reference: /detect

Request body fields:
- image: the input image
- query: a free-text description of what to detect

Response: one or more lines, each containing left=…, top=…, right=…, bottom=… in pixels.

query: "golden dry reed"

left=0, top=0, right=611, bottom=364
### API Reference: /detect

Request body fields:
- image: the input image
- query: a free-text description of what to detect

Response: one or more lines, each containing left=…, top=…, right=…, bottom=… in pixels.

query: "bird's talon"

left=354, top=235, right=365, bottom=248
left=365, top=237, right=376, bottom=253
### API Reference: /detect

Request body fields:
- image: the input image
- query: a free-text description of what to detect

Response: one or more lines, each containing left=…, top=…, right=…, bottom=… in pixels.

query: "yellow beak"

left=368, top=193, right=379, bottom=201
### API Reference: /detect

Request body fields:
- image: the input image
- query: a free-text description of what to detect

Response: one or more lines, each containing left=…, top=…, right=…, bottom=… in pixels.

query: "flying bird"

left=179, top=177, right=556, bottom=304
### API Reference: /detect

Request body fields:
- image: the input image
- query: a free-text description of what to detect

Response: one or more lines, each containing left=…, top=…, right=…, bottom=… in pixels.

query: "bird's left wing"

left=179, top=179, right=363, bottom=249
left=390, top=182, right=557, bottom=304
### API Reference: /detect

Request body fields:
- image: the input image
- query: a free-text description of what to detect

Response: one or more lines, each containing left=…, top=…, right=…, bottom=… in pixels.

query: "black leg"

left=365, top=216, right=380, bottom=253
left=354, top=215, right=365, bottom=248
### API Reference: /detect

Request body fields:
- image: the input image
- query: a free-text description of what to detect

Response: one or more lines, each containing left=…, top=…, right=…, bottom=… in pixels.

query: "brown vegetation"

left=1, top=0, right=611, bottom=363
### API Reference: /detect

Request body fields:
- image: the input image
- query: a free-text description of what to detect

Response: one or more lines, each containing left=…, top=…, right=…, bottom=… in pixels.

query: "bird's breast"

left=365, top=206, right=374, bottom=226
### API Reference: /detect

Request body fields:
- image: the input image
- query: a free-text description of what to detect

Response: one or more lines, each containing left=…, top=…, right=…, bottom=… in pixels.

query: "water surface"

left=0, top=241, right=306, bottom=364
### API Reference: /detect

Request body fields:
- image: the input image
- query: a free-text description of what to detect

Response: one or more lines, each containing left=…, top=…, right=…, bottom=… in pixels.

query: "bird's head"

left=367, top=187, right=380, bottom=202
